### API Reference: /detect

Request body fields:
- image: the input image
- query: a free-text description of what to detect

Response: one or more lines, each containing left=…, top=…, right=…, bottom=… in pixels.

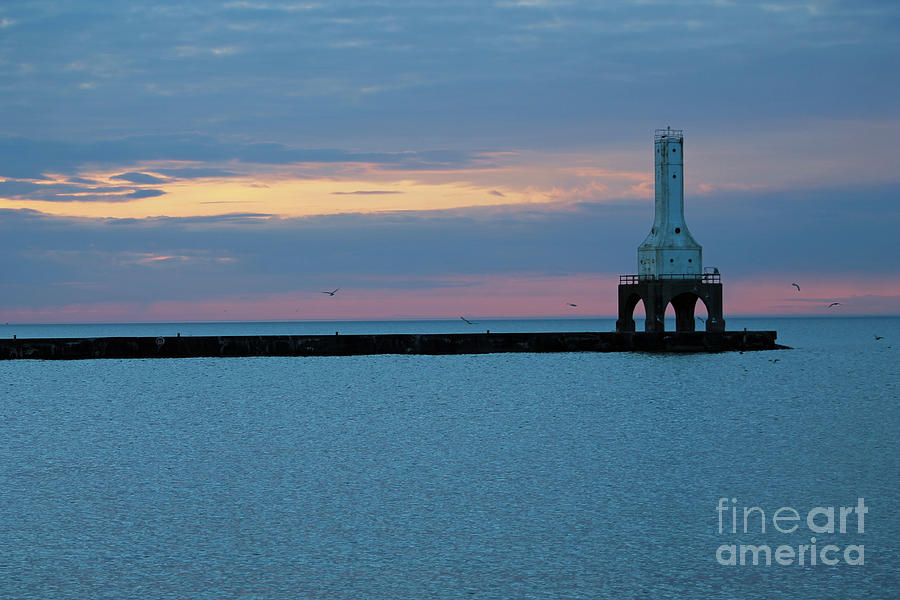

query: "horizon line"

left=2, top=313, right=898, bottom=326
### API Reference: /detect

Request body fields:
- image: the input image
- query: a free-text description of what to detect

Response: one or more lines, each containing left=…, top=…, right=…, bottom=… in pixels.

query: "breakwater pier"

left=0, top=330, right=785, bottom=360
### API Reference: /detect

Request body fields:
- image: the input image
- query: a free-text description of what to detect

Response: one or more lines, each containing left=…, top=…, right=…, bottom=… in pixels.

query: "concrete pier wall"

left=0, top=331, right=785, bottom=360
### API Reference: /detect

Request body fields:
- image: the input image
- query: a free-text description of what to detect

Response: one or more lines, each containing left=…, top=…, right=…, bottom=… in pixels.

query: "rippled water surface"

left=1, top=317, right=898, bottom=599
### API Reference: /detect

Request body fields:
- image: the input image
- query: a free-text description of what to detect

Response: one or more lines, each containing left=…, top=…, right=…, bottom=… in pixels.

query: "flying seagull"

left=321, top=288, right=340, bottom=296
left=460, top=316, right=478, bottom=325
left=827, top=302, right=841, bottom=308
left=791, top=282, right=801, bottom=292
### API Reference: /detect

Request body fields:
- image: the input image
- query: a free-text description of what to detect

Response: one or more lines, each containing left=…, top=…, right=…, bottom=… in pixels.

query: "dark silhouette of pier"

left=0, top=330, right=785, bottom=360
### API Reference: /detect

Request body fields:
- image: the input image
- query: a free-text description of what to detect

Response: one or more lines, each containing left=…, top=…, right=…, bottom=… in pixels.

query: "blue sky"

left=1, top=0, right=899, bottom=320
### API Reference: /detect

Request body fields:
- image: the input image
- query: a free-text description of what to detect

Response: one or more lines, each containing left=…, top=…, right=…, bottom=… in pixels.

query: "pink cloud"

left=2, top=273, right=897, bottom=324
left=722, top=276, right=900, bottom=315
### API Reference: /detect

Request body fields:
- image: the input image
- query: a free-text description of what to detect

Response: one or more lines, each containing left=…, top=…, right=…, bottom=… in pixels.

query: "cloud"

left=154, top=167, right=239, bottom=179
left=110, top=172, right=168, bottom=184
left=0, top=178, right=165, bottom=203
left=3, top=0, right=897, bottom=153
left=331, top=190, right=403, bottom=195
left=0, top=181, right=896, bottom=317
left=0, top=135, right=491, bottom=181
left=173, top=45, right=242, bottom=58
left=496, top=0, right=569, bottom=7
left=126, top=189, right=166, bottom=199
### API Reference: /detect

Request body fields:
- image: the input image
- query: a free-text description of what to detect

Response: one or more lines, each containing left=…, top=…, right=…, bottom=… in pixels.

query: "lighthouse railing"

left=619, top=273, right=721, bottom=284
left=654, top=128, right=684, bottom=141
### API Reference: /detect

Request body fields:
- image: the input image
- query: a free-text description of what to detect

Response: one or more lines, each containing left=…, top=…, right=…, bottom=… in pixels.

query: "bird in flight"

left=460, top=316, right=478, bottom=325
left=791, top=282, right=801, bottom=292
left=874, top=334, right=884, bottom=341
left=321, top=288, right=340, bottom=296
left=827, top=302, right=841, bottom=308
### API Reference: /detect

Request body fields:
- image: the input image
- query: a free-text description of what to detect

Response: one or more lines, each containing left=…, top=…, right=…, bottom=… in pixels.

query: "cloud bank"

left=1, top=182, right=897, bottom=319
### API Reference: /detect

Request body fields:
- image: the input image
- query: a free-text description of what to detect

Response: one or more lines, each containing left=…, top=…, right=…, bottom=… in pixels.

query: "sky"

left=1, top=0, right=899, bottom=322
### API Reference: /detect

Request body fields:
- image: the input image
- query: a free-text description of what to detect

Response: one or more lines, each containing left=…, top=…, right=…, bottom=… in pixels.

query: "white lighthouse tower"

left=616, top=128, right=724, bottom=333
left=637, top=128, right=702, bottom=278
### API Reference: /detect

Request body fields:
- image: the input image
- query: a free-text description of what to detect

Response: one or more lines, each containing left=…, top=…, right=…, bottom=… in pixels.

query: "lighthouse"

left=638, top=128, right=702, bottom=277
left=616, top=128, right=725, bottom=333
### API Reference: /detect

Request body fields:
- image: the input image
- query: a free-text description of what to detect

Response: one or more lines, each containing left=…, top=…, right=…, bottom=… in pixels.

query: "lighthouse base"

left=616, top=276, right=725, bottom=333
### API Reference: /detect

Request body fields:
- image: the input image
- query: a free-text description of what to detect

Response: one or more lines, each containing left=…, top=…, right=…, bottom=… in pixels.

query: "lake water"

left=1, top=317, right=898, bottom=599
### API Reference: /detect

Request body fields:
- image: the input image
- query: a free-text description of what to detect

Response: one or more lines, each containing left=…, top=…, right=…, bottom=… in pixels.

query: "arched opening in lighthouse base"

left=665, top=292, right=709, bottom=332
left=616, top=293, right=645, bottom=332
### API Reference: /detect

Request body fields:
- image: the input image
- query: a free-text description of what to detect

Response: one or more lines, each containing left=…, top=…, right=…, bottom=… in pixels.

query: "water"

left=1, top=317, right=898, bottom=599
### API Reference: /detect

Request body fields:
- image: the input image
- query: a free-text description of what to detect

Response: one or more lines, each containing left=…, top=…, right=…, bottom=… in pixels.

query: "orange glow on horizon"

left=0, top=156, right=655, bottom=220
